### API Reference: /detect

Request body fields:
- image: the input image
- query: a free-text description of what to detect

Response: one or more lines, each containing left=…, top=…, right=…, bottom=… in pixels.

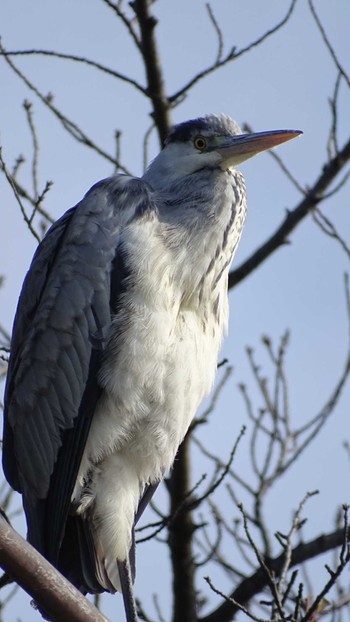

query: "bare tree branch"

left=228, top=135, right=350, bottom=288
left=327, top=72, right=342, bottom=159
left=312, top=206, right=350, bottom=260
left=276, top=491, right=318, bottom=603
left=188, top=427, right=245, bottom=512
left=204, top=575, right=269, bottom=622
left=131, top=0, right=172, bottom=144
left=267, top=149, right=306, bottom=194
left=200, top=528, right=348, bottom=622
left=169, top=0, right=298, bottom=105
left=0, top=151, right=54, bottom=224
left=205, top=4, right=224, bottom=65
left=0, top=147, right=41, bottom=242
left=23, top=100, right=39, bottom=200
left=0, top=40, right=130, bottom=172
left=308, top=0, right=350, bottom=88
left=300, top=507, right=350, bottom=622
left=168, top=436, right=197, bottom=622
left=0, top=516, right=108, bottom=622
left=0, top=46, right=147, bottom=95
left=100, top=0, right=141, bottom=50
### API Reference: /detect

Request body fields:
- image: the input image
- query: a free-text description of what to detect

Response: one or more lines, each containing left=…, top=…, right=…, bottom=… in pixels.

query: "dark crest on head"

left=165, top=114, right=241, bottom=147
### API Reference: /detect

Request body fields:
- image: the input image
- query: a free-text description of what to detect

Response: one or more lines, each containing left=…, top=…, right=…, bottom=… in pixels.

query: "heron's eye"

left=193, top=136, right=207, bottom=151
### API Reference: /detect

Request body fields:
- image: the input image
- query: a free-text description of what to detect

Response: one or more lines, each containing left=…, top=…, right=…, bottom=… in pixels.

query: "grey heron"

left=2, top=114, right=301, bottom=621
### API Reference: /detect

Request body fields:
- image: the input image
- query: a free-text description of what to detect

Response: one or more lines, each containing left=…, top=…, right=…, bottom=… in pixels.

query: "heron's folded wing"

left=2, top=174, right=156, bottom=560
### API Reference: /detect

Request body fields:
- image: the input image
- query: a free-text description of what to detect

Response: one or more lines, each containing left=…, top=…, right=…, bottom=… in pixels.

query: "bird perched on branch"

left=2, top=114, right=301, bottom=621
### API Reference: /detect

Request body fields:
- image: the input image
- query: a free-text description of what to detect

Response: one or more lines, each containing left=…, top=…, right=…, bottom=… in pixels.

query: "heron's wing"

left=2, top=174, right=156, bottom=560
left=2, top=205, right=76, bottom=493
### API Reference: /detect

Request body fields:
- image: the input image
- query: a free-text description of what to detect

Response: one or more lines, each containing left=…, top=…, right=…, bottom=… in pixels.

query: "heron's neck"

left=143, top=147, right=220, bottom=190
left=155, top=168, right=247, bottom=317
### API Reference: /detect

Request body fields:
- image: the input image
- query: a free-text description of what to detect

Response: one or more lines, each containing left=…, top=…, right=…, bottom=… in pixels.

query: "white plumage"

left=73, top=163, right=247, bottom=588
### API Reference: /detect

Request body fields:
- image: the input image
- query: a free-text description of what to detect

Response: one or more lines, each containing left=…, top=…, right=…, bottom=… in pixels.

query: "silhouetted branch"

left=312, top=206, right=350, bottom=259
left=0, top=40, right=130, bottom=173
left=136, top=471, right=206, bottom=543
left=200, top=528, right=348, bottom=622
left=204, top=575, right=268, bottom=622
left=0, top=46, right=147, bottom=95
left=276, top=491, right=319, bottom=605
left=0, top=153, right=54, bottom=223
left=100, top=0, right=141, bottom=50
left=192, top=365, right=233, bottom=429
left=188, top=427, right=245, bottom=511
left=229, top=135, right=350, bottom=288
left=205, top=4, right=224, bottom=65
left=308, top=0, right=350, bottom=88
left=168, top=436, right=197, bottom=622
left=328, top=72, right=342, bottom=159
left=169, top=0, right=298, bottom=105
left=132, top=0, right=171, bottom=145
left=268, top=149, right=305, bottom=194
left=300, top=507, right=350, bottom=622
left=23, top=100, right=39, bottom=200
left=143, top=122, right=156, bottom=171
left=0, top=147, right=41, bottom=242
left=236, top=300, right=350, bottom=496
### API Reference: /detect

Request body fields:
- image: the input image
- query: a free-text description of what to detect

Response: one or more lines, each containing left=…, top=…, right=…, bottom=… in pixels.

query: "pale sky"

left=0, top=1, right=349, bottom=620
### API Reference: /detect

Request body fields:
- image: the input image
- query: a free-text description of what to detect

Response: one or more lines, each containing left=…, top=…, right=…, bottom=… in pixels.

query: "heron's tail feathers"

left=57, top=514, right=135, bottom=594
left=78, top=513, right=119, bottom=593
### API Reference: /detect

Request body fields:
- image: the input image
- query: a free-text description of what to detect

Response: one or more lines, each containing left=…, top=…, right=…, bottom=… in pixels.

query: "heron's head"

left=143, top=113, right=301, bottom=188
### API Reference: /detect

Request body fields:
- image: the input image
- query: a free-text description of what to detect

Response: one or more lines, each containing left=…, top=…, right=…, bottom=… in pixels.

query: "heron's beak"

left=216, top=129, right=302, bottom=168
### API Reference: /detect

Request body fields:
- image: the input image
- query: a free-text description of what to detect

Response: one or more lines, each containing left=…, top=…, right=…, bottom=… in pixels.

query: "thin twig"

left=136, top=598, right=156, bottom=622
left=100, top=0, right=141, bottom=50
left=143, top=122, right=155, bottom=172
left=204, top=575, right=270, bottom=622
left=30, top=180, right=54, bottom=226
left=327, top=72, right=342, bottom=159
left=23, top=100, right=39, bottom=200
left=0, top=147, right=40, bottom=242
left=206, top=4, right=224, bottom=64
left=114, top=130, right=122, bottom=173
left=192, top=365, right=233, bottom=428
left=11, top=154, right=25, bottom=178
left=188, top=426, right=245, bottom=510
left=229, top=135, right=350, bottom=288
left=238, top=503, right=286, bottom=621
left=308, top=0, right=350, bottom=88
left=300, top=510, right=350, bottom=622
left=136, top=472, right=207, bottom=543
left=268, top=150, right=306, bottom=194
left=243, top=122, right=305, bottom=195
left=0, top=40, right=131, bottom=173
left=200, top=527, right=348, bottom=622
left=0, top=161, right=54, bottom=224
left=312, top=206, right=350, bottom=260
left=0, top=46, right=147, bottom=95
left=277, top=491, right=318, bottom=598
left=152, top=593, right=166, bottom=622
left=321, top=171, right=350, bottom=201
left=169, top=0, right=298, bottom=104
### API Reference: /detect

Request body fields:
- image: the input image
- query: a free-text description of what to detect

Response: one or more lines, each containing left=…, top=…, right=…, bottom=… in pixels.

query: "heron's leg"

left=118, top=558, right=138, bottom=622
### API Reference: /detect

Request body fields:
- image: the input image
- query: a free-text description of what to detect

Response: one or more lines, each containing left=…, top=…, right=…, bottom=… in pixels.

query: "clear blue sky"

left=0, top=1, right=349, bottom=620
